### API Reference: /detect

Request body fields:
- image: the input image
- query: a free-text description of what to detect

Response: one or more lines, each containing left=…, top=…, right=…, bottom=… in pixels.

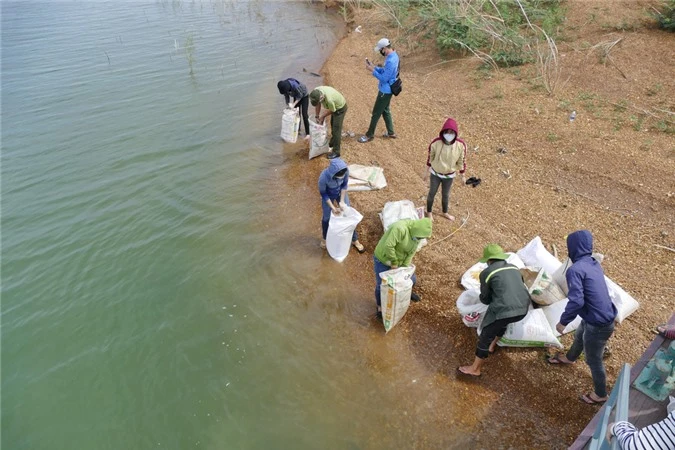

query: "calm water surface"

left=2, top=1, right=477, bottom=449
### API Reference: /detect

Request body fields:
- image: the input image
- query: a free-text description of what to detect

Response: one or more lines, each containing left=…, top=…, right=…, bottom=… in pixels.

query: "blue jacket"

left=318, top=158, right=348, bottom=202
left=560, top=230, right=617, bottom=326
left=372, top=51, right=399, bottom=94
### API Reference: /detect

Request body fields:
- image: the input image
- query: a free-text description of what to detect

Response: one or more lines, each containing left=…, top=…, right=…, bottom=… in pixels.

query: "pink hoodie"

left=426, top=118, right=467, bottom=174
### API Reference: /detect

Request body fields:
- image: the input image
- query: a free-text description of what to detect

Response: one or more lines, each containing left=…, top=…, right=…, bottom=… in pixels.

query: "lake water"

left=1, top=1, right=478, bottom=449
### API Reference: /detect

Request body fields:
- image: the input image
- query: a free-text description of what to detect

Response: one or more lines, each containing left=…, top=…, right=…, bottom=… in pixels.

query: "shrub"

left=655, top=0, right=675, bottom=31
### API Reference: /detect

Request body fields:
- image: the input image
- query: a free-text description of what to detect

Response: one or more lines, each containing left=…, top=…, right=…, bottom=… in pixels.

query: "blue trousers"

left=321, top=194, right=358, bottom=242
left=373, top=255, right=417, bottom=307
left=566, top=320, right=615, bottom=397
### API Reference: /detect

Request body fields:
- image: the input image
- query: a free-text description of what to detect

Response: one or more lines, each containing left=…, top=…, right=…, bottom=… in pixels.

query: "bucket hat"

left=479, top=244, right=509, bottom=263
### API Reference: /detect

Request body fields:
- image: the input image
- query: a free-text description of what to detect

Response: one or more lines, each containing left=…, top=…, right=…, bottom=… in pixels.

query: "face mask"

left=411, top=237, right=418, bottom=241
left=335, top=176, right=345, bottom=181
left=443, top=132, right=456, bottom=142
left=380, top=49, right=386, bottom=56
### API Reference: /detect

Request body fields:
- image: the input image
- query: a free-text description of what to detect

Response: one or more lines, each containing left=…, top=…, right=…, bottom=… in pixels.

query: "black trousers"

left=476, top=314, right=526, bottom=359
left=426, top=173, right=454, bottom=213
left=294, top=96, right=310, bottom=136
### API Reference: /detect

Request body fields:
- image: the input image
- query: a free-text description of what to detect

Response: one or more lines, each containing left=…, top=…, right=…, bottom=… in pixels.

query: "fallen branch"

left=430, top=211, right=470, bottom=246
left=654, top=244, right=675, bottom=253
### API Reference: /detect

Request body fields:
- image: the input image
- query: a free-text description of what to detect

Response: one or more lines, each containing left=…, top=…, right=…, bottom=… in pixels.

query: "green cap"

left=479, top=244, right=509, bottom=263
left=309, top=89, right=322, bottom=106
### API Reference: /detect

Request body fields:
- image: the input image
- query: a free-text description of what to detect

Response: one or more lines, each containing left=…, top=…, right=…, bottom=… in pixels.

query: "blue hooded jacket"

left=318, top=158, right=349, bottom=202
left=560, top=230, right=617, bottom=326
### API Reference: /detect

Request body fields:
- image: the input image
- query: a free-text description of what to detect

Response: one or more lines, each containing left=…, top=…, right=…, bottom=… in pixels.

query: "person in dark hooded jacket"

left=458, top=244, right=531, bottom=377
left=424, top=118, right=467, bottom=221
left=548, top=230, right=617, bottom=405
left=318, top=157, right=364, bottom=252
left=277, top=78, right=310, bottom=139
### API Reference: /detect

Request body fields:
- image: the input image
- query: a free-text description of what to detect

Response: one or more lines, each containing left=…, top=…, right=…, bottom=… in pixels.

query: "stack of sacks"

left=457, top=249, right=563, bottom=349
left=455, top=236, right=640, bottom=348
left=517, top=236, right=639, bottom=336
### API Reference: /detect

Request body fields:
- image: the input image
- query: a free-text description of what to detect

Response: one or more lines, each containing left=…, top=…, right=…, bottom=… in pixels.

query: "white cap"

left=374, top=38, right=391, bottom=52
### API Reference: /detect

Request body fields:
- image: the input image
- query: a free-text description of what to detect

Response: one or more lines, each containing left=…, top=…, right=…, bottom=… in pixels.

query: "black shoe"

left=465, top=176, right=481, bottom=187
left=326, top=152, right=340, bottom=159
left=410, top=292, right=421, bottom=302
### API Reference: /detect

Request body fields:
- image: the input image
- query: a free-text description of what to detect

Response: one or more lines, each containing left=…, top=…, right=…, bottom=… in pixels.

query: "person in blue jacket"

left=548, top=230, right=617, bottom=405
left=358, top=38, right=399, bottom=143
left=318, top=157, right=365, bottom=253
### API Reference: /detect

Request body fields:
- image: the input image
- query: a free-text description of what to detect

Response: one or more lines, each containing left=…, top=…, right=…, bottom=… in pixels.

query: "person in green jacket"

left=373, top=218, right=432, bottom=319
left=458, top=244, right=531, bottom=377
left=309, top=86, right=348, bottom=159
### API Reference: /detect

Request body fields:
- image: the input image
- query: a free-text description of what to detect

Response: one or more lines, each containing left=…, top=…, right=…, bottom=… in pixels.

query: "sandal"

left=547, top=353, right=574, bottom=365
left=580, top=392, right=607, bottom=405
left=352, top=241, right=366, bottom=253
left=358, top=135, right=374, bottom=143
left=320, top=240, right=326, bottom=249
left=656, top=324, right=675, bottom=340
left=382, top=132, right=397, bottom=139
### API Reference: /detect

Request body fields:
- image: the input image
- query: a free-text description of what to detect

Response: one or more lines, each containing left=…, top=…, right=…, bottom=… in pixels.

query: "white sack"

left=541, top=299, right=582, bottom=337
left=379, top=200, right=419, bottom=231
left=516, top=236, right=562, bottom=275
left=552, top=254, right=605, bottom=295
left=347, top=164, right=387, bottom=191
left=326, top=205, right=363, bottom=263
left=456, top=289, right=488, bottom=328
left=460, top=253, right=526, bottom=291
left=493, top=308, right=563, bottom=349
left=521, top=267, right=566, bottom=306
left=380, top=265, right=415, bottom=333
left=551, top=257, right=639, bottom=323
left=280, top=108, right=300, bottom=143
left=378, top=201, right=427, bottom=251
left=606, top=277, right=639, bottom=323
left=308, top=119, right=329, bottom=159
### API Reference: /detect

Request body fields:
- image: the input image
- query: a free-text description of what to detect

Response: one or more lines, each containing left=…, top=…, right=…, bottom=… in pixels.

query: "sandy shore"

left=282, top=2, right=674, bottom=447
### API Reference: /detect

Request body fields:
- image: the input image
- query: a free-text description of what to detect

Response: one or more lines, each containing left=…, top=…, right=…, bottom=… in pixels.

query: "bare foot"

left=320, top=240, right=326, bottom=249
left=440, top=212, right=455, bottom=221
left=458, top=366, right=481, bottom=377
left=488, top=340, right=499, bottom=354
left=426, top=211, right=433, bottom=221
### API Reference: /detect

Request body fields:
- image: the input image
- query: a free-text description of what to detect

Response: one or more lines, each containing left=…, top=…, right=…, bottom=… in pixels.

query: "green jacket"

left=479, top=260, right=531, bottom=329
left=374, top=218, right=432, bottom=267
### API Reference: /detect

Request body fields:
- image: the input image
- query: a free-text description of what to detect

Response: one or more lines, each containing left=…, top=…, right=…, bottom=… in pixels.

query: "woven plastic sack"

left=456, top=289, right=488, bottom=328
left=541, top=299, right=582, bottom=337
left=481, top=308, right=563, bottom=349
left=460, top=253, right=526, bottom=291
left=280, top=108, right=300, bottom=143
left=308, top=119, right=329, bottom=159
left=520, top=267, right=566, bottom=306
left=326, top=205, right=363, bottom=263
left=380, top=265, right=415, bottom=333
left=516, top=236, right=562, bottom=275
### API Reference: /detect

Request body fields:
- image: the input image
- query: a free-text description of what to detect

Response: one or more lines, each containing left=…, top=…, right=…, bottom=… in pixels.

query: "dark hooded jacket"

left=426, top=118, right=467, bottom=175
left=277, top=78, right=308, bottom=105
left=318, top=158, right=348, bottom=202
left=560, top=230, right=617, bottom=326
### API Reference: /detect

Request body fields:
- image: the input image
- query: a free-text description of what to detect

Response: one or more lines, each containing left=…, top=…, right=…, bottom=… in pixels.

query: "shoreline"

left=289, top=2, right=675, bottom=447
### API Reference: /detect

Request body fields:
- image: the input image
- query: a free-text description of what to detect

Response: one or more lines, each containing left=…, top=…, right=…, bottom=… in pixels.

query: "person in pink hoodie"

left=423, top=118, right=467, bottom=221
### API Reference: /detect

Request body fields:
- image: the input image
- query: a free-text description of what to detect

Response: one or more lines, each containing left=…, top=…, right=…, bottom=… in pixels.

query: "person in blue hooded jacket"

left=548, top=230, right=617, bottom=405
left=318, top=157, right=365, bottom=252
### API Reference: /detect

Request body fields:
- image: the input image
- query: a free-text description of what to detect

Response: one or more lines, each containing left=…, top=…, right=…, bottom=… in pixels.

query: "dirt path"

left=283, top=1, right=673, bottom=447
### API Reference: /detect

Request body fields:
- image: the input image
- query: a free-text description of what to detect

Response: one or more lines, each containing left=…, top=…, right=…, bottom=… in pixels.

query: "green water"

left=1, top=2, right=485, bottom=449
